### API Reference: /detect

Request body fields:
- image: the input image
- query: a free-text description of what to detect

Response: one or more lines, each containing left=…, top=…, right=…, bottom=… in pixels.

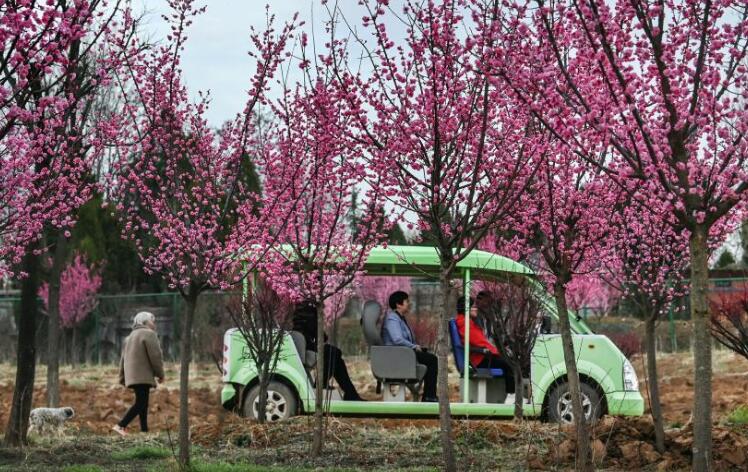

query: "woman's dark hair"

left=456, top=297, right=475, bottom=314
left=388, top=291, right=409, bottom=310
left=294, top=301, right=317, bottom=317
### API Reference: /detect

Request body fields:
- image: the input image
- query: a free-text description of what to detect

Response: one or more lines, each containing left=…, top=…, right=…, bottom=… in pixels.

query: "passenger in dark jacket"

left=292, top=302, right=363, bottom=401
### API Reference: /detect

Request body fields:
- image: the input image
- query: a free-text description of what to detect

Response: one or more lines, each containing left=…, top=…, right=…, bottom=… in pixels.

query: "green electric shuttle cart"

left=220, top=245, right=644, bottom=423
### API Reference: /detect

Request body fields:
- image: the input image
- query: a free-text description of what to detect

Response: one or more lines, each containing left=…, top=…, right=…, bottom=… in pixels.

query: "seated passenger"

left=455, top=297, right=515, bottom=393
left=381, top=291, right=438, bottom=402
left=292, top=302, right=364, bottom=401
left=474, top=291, right=493, bottom=337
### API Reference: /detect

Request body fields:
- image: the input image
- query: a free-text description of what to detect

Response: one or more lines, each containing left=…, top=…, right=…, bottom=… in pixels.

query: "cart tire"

left=243, top=381, right=297, bottom=422
left=547, top=381, right=602, bottom=424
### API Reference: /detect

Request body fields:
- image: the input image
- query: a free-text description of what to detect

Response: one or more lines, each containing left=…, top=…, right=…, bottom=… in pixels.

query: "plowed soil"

left=0, top=350, right=746, bottom=471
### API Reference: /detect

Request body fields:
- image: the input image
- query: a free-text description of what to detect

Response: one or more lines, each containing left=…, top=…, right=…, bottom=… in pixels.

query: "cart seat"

left=362, top=300, right=425, bottom=401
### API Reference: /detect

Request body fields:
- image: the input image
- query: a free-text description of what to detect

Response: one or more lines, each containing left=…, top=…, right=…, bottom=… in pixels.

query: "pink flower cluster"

left=0, top=1, right=122, bottom=276
left=108, top=0, right=298, bottom=293
left=39, top=254, right=102, bottom=328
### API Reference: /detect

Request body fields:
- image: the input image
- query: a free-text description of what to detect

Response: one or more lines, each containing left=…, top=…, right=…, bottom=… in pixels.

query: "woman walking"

left=113, top=311, right=165, bottom=436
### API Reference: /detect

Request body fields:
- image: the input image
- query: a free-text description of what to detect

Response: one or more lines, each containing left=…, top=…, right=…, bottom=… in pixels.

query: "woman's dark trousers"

left=118, top=384, right=151, bottom=432
left=323, top=344, right=361, bottom=400
left=476, top=356, right=516, bottom=394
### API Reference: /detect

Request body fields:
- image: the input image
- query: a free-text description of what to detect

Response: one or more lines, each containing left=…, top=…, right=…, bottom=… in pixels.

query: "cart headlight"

left=622, top=359, right=639, bottom=391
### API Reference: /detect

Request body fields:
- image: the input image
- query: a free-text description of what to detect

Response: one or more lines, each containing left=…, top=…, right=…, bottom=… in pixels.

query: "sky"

left=139, top=1, right=387, bottom=127
left=136, top=1, right=747, bottom=255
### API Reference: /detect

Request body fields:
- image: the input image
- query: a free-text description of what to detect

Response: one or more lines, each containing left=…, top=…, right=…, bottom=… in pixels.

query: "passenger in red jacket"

left=455, top=297, right=515, bottom=393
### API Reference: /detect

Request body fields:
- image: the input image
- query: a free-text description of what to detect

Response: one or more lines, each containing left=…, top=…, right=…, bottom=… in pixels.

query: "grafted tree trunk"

left=311, top=303, right=326, bottom=457
left=645, top=315, right=665, bottom=453
left=513, top=365, right=524, bottom=420
left=71, top=327, right=79, bottom=368
left=47, top=234, right=68, bottom=407
left=553, top=282, right=591, bottom=472
left=689, top=225, right=712, bottom=471
left=3, top=244, right=41, bottom=447
left=437, top=269, right=456, bottom=472
left=178, top=288, right=198, bottom=467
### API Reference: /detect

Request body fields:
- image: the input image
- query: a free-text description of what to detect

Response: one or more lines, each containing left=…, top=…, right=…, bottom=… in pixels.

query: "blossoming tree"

left=0, top=0, right=128, bottom=446
left=251, top=72, right=387, bottom=455
left=327, top=2, right=538, bottom=467
left=40, top=254, right=102, bottom=366
left=500, top=141, right=620, bottom=469
left=499, top=1, right=748, bottom=467
left=108, top=1, right=297, bottom=465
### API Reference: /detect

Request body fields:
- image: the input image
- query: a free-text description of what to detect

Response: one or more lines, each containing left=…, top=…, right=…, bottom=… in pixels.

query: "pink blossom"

left=39, top=254, right=102, bottom=329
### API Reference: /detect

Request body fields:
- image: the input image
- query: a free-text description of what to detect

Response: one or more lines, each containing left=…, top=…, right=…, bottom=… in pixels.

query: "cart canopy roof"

left=363, top=245, right=535, bottom=280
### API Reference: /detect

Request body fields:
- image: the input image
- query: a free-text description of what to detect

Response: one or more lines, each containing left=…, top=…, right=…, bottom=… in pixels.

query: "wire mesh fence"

left=1, top=277, right=747, bottom=365
left=0, top=291, right=241, bottom=365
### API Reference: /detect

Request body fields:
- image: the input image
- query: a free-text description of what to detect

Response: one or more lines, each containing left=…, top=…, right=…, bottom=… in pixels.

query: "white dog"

left=28, top=407, right=75, bottom=436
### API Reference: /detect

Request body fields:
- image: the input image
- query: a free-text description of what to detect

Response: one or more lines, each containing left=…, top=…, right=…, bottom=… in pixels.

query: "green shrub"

left=111, top=445, right=171, bottom=461
left=725, top=405, right=748, bottom=425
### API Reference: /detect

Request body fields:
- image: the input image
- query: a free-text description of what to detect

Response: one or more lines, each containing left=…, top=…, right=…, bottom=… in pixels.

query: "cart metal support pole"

left=463, top=269, right=471, bottom=403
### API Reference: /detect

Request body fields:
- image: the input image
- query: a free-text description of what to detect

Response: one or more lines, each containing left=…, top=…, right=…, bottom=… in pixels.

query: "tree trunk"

left=257, top=368, right=269, bottom=424
left=3, top=246, right=41, bottom=447
left=46, top=234, right=67, bottom=407
left=689, top=225, right=712, bottom=471
left=645, top=315, right=665, bottom=453
left=553, top=282, right=592, bottom=472
left=178, top=289, right=198, bottom=468
left=311, top=303, right=326, bottom=457
left=513, top=365, right=524, bottom=420
left=71, top=327, right=79, bottom=368
left=437, top=271, right=456, bottom=472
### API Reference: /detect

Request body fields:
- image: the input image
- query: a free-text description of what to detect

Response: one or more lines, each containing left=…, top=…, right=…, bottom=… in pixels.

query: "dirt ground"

left=0, top=350, right=746, bottom=471
left=636, top=349, right=748, bottom=426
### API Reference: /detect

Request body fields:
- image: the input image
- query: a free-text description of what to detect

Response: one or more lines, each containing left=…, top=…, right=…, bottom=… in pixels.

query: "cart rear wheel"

left=243, top=381, right=297, bottom=422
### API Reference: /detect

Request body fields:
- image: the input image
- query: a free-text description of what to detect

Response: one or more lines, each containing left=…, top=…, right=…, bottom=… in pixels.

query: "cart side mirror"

left=540, top=315, right=553, bottom=334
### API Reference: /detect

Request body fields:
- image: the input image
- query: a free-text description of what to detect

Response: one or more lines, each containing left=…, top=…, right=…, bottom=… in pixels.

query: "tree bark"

left=437, top=271, right=456, bottom=472
left=553, top=282, right=592, bottom=472
left=257, top=368, right=269, bottom=424
left=3, top=245, right=41, bottom=447
left=46, top=234, right=68, bottom=407
left=513, top=365, right=524, bottom=420
left=71, top=327, right=79, bottom=368
left=178, top=289, right=198, bottom=468
left=645, top=315, right=665, bottom=453
left=689, top=225, right=712, bottom=471
left=311, top=303, right=326, bottom=457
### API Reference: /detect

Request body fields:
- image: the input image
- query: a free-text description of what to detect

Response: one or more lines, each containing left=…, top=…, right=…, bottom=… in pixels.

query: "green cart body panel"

left=223, top=245, right=644, bottom=418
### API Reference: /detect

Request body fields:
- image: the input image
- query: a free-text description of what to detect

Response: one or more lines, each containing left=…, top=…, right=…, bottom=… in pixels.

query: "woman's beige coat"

left=119, top=326, right=165, bottom=387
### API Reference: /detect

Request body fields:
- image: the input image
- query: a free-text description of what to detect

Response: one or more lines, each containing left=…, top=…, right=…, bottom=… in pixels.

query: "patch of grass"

left=192, top=463, right=277, bottom=472
left=151, top=463, right=354, bottom=472
left=111, top=445, right=171, bottom=461
left=61, top=466, right=104, bottom=472
left=725, top=405, right=748, bottom=425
